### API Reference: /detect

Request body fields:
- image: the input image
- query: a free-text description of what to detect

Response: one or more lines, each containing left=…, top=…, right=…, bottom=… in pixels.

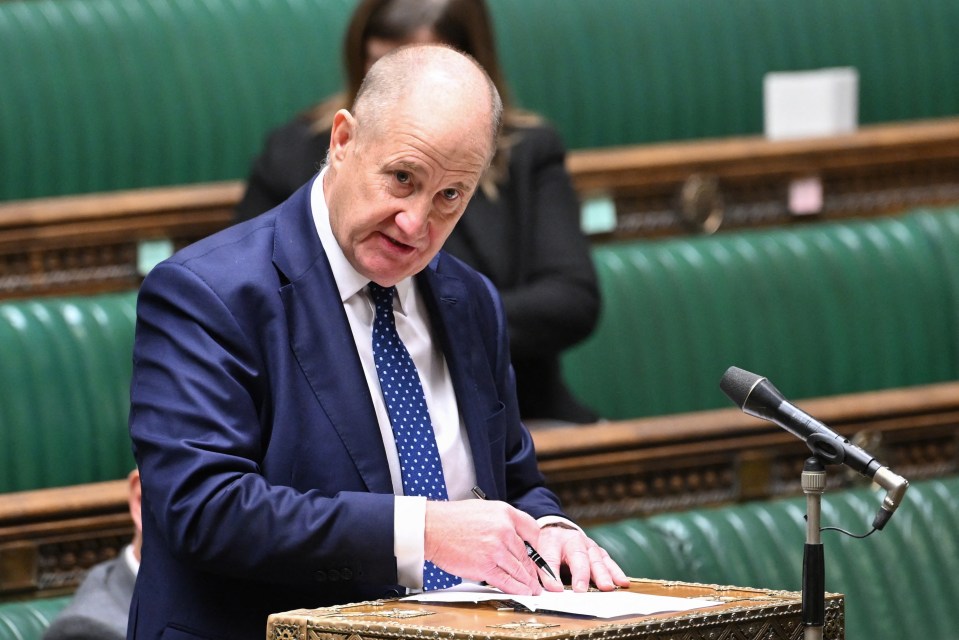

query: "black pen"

left=470, top=485, right=557, bottom=580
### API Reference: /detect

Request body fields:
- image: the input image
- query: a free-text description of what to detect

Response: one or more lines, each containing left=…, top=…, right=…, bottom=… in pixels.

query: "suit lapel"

left=273, top=181, right=393, bottom=495
left=417, top=259, right=497, bottom=495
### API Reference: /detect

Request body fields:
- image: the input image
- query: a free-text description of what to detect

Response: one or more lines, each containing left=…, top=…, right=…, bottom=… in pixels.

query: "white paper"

left=402, top=585, right=721, bottom=618
left=764, top=67, right=858, bottom=140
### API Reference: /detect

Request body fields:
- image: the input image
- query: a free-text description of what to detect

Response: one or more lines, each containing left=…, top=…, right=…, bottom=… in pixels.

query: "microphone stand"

left=801, top=457, right=827, bottom=640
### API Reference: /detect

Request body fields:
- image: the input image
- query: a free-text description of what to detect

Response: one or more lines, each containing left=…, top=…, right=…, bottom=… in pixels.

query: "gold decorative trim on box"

left=489, top=620, right=560, bottom=631
left=315, top=609, right=435, bottom=620
left=267, top=579, right=844, bottom=640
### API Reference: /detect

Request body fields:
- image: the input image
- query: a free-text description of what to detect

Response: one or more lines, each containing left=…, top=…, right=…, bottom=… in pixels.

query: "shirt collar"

left=311, top=170, right=415, bottom=315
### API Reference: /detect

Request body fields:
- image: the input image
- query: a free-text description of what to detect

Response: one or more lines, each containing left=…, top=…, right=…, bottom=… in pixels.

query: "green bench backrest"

left=491, top=0, right=959, bottom=148
left=0, top=597, right=71, bottom=640
left=0, top=292, right=138, bottom=492
left=563, top=206, right=959, bottom=419
left=587, top=474, right=959, bottom=640
left=2, top=0, right=958, bottom=200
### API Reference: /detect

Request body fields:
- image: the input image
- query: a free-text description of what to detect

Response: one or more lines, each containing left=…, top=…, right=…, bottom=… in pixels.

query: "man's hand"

left=424, top=501, right=631, bottom=595
left=425, top=500, right=545, bottom=595
left=536, top=524, right=631, bottom=592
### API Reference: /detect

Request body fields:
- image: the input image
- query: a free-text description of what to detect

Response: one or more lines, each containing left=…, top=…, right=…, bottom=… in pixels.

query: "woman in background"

left=236, top=0, right=600, bottom=425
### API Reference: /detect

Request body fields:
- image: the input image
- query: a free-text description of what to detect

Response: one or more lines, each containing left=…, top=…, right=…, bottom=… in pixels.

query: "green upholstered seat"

left=586, top=474, right=959, bottom=640
left=581, top=518, right=686, bottom=581
left=0, top=597, right=70, bottom=640
left=2, top=0, right=958, bottom=200
left=490, top=0, right=959, bottom=149
left=0, top=291, right=138, bottom=492
left=563, top=206, right=959, bottom=419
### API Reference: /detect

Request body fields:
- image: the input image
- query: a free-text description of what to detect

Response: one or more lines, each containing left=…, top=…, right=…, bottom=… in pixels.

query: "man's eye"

left=441, top=188, right=459, bottom=201
left=395, top=171, right=412, bottom=185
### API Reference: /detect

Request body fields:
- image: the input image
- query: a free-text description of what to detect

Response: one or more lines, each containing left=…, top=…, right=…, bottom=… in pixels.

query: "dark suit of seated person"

left=128, top=45, right=629, bottom=640
left=235, top=0, right=601, bottom=426
left=42, top=470, right=141, bottom=640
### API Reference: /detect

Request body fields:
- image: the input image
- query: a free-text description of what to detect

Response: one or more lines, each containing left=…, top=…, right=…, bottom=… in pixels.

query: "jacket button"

left=328, top=569, right=340, bottom=582
left=341, top=568, right=353, bottom=581
left=314, top=570, right=327, bottom=582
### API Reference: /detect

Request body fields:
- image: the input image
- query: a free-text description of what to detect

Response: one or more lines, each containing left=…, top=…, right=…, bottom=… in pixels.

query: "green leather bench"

left=4, top=205, right=959, bottom=490
left=0, top=597, right=71, bottom=640
left=0, top=291, right=137, bottom=493
left=563, top=205, right=959, bottom=419
left=3, top=477, right=954, bottom=640
left=584, top=474, right=959, bottom=640
left=2, top=0, right=957, bottom=200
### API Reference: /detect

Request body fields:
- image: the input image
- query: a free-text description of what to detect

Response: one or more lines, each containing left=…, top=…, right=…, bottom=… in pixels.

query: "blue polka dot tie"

left=369, top=283, right=461, bottom=591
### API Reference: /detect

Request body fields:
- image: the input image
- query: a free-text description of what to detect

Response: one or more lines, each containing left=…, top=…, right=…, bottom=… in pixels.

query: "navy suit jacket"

left=128, top=178, right=564, bottom=640
left=236, top=121, right=600, bottom=423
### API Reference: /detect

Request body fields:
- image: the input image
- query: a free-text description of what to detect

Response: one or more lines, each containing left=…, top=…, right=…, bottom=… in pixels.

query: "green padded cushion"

left=490, top=0, right=959, bottom=149
left=582, top=519, right=685, bottom=581
left=563, top=206, right=959, bottom=419
left=0, top=0, right=354, bottom=200
left=586, top=475, right=959, bottom=640
left=0, top=597, right=71, bottom=640
left=2, top=0, right=959, bottom=199
left=648, top=475, right=959, bottom=640
left=0, top=292, right=138, bottom=492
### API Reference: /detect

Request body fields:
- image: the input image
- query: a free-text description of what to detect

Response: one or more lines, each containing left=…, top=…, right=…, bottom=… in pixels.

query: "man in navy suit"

left=128, top=44, right=628, bottom=640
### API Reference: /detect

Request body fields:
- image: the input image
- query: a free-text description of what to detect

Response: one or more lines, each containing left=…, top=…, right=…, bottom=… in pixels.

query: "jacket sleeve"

left=129, top=261, right=398, bottom=587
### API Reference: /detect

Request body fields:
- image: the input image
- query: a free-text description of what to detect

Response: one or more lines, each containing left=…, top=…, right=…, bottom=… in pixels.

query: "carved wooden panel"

left=0, top=182, right=240, bottom=299
left=532, top=382, right=959, bottom=525
left=570, top=117, right=959, bottom=239
left=0, top=480, right=131, bottom=598
left=2, top=119, right=959, bottom=299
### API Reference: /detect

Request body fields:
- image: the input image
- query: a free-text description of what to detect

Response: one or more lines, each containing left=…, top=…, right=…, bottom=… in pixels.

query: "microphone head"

left=719, top=366, right=764, bottom=407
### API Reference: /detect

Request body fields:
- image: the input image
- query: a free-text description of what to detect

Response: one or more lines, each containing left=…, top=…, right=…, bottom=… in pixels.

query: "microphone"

left=720, top=366, right=908, bottom=530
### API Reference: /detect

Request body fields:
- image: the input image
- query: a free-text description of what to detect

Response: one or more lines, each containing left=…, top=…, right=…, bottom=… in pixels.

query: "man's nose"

left=394, top=196, right=431, bottom=239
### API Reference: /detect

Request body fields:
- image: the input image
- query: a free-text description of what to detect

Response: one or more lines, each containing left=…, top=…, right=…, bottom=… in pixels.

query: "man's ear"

left=329, top=109, right=357, bottom=164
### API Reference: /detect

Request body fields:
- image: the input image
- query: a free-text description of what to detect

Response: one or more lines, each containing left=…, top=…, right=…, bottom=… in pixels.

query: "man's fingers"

left=537, top=560, right=565, bottom=592
left=601, top=547, right=632, bottom=588
left=587, top=544, right=615, bottom=590
left=425, top=500, right=546, bottom=594
left=538, top=526, right=632, bottom=592
left=495, top=539, right=542, bottom=591
left=564, top=546, right=592, bottom=592
left=484, top=561, right=543, bottom=596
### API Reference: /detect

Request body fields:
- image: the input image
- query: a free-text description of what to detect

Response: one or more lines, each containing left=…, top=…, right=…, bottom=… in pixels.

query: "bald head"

left=352, top=44, right=503, bottom=166
left=323, top=43, right=504, bottom=286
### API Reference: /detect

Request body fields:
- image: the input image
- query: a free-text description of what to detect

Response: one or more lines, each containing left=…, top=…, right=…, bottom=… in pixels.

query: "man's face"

left=325, top=102, right=491, bottom=287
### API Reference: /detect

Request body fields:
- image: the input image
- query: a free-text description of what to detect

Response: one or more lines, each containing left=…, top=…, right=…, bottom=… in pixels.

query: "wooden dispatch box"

left=267, top=578, right=845, bottom=640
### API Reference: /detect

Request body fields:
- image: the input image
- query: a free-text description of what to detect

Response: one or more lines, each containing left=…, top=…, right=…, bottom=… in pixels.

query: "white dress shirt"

left=311, top=172, right=477, bottom=589
left=310, top=172, right=576, bottom=590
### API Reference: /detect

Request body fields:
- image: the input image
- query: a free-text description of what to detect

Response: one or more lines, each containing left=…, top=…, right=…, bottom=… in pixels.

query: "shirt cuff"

left=537, top=514, right=582, bottom=533
left=394, top=495, right=427, bottom=590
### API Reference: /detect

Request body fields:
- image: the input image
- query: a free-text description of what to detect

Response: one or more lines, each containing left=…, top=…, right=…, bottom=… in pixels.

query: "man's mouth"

left=381, top=232, right=415, bottom=254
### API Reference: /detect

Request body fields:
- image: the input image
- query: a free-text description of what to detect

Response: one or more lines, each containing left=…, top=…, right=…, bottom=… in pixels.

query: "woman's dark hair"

left=342, top=0, right=510, bottom=109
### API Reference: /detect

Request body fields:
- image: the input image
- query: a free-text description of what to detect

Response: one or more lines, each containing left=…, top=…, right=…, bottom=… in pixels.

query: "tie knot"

left=368, top=283, right=396, bottom=312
